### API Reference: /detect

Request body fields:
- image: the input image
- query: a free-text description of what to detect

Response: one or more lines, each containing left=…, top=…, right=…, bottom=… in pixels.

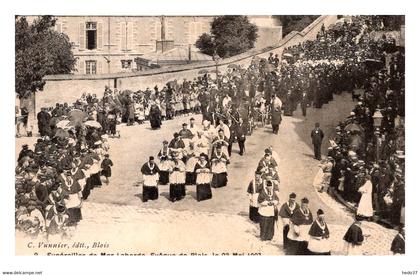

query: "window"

left=85, top=60, right=97, bottom=74
left=86, top=22, right=97, bottom=50
left=121, top=60, right=132, bottom=69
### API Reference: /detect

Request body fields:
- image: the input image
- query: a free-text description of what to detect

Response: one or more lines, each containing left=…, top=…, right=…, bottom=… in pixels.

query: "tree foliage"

left=273, top=15, right=319, bottom=36
left=195, top=16, right=258, bottom=58
left=15, top=16, right=76, bottom=98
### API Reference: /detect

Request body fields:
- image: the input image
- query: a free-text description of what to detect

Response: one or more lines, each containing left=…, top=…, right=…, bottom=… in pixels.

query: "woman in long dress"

left=169, top=151, right=186, bottom=202
left=210, top=146, right=229, bottom=188
left=356, top=176, right=374, bottom=219
left=194, top=153, right=212, bottom=202
left=257, top=180, right=279, bottom=241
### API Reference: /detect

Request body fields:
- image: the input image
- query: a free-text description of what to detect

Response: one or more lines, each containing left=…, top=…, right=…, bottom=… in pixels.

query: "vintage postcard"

left=14, top=15, right=405, bottom=256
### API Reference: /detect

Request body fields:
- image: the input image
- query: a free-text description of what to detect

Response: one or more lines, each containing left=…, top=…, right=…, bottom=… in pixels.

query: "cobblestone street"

left=15, top=93, right=398, bottom=255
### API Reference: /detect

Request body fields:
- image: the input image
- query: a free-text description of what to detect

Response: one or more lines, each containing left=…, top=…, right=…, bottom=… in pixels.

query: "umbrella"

left=283, top=53, right=293, bottom=58
left=56, top=119, right=72, bottom=129
left=84, top=120, right=102, bottom=129
left=210, top=69, right=218, bottom=74
left=198, top=69, right=209, bottom=74
left=69, top=109, right=86, bottom=126
left=54, top=129, right=70, bottom=138
left=344, top=123, right=364, bottom=132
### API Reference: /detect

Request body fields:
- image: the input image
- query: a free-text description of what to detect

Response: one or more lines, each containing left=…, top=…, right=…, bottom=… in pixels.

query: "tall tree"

left=195, top=16, right=258, bottom=58
left=15, top=16, right=76, bottom=98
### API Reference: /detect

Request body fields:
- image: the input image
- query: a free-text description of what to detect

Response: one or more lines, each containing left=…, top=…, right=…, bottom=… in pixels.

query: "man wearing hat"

left=179, top=123, right=194, bottom=140
left=157, top=140, right=172, bottom=185
left=140, top=156, right=160, bottom=202
left=18, top=144, right=33, bottom=162
left=311, top=122, right=324, bottom=160
left=257, top=179, right=279, bottom=241
left=287, top=197, right=314, bottom=255
left=210, top=145, right=229, bottom=188
left=168, top=151, right=186, bottom=202
left=279, top=193, right=299, bottom=253
left=247, top=170, right=264, bottom=223
left=307, top=209, right=331, bottom=255
left=169, top=132, right=186, bottom=161
left=343, top=216, right=365, bottom=255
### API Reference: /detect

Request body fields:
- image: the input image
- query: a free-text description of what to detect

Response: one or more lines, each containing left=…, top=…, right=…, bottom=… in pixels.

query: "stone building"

left=26, top=15, right=282, bottom=74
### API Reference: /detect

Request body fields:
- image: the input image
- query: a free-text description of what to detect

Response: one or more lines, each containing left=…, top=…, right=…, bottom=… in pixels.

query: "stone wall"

left=38, top=15, right=338, bottom=113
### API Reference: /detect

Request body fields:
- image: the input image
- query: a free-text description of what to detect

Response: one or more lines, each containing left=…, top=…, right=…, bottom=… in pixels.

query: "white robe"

left=357, top=180, right=373, bottom=217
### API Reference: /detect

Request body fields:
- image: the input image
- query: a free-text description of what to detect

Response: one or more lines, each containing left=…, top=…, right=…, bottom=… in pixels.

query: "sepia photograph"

left=13, top=14, right=407, bottom=257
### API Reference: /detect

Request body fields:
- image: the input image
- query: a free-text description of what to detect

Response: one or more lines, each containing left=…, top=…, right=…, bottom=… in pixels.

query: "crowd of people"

left=16, top=94, right=114, bottom=240
left=140, top=112, right=250, bottom=203
left=301, top=18, right=406, bottom=228
left=15, top=15, right=405, bottom=254
left=243, top=15, right=405, bottom=255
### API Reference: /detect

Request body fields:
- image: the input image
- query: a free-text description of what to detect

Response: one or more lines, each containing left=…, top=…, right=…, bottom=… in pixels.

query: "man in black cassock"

left=343, top=217, right=364, bottom=255
left=235, top=117, right=247, bottom=155
left=311, top=122, right=324, bottom=160
left=287, top=197, right=314, bottom=255
left=141, top=156, right=160, bottom=202
left=37, top=108, right=51, bottom=137
left=391, top=226, right=405, bottom=255
left=279, top=192, right=298, bottom=253
left=149, top=103, right=162, bottom=129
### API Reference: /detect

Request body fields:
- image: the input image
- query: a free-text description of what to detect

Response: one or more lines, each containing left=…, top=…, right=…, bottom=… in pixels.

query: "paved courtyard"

left=15, top=93, right=397, bottom=255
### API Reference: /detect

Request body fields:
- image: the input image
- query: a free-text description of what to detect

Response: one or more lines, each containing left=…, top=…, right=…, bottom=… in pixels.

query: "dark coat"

left=311, top=128, right=324, bottom=145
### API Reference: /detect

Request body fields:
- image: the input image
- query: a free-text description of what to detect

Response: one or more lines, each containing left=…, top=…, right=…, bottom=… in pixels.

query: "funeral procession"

left=15, top=15, right=405, bottom=256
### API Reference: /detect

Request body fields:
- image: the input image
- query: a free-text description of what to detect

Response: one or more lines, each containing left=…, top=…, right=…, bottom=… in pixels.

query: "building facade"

left=27, top=16, right=282, bottom=75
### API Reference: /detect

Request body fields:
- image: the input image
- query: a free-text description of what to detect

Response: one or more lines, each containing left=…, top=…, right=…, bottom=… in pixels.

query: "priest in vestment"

left=257, top=180, right=279, bottom=241
left=279, top=192, right=298, bottom=252
left=307, top=209, right=331, bottom=255
left=141, top=156, right=160, bottom=202
left=287, top=197, right=314, bottom=255
left=343, top=217, right=365, bottom=255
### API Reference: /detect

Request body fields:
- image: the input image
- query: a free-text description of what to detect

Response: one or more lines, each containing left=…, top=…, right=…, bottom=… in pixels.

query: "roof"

left=139, top=46, right=213, bottom=64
